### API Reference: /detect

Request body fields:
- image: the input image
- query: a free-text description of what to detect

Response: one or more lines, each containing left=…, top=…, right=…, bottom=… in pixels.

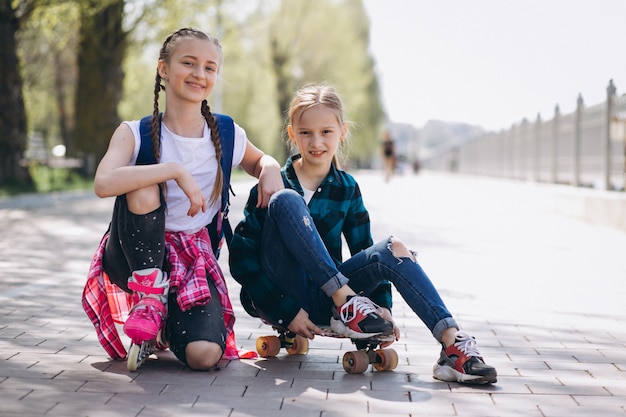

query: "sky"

left=362, top=0, right=626, bottom=131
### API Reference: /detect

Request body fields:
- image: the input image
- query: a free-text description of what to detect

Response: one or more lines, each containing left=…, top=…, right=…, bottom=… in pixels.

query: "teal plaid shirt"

left=228, top=155, right=392, bottom=327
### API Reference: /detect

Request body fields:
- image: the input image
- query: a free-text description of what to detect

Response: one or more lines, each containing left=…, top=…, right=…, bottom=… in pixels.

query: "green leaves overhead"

left=14, top=0, right=384, bottom=174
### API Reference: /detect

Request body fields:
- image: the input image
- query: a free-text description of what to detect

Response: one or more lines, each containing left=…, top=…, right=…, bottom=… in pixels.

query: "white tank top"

left=124, top=119, right=247, bottom=233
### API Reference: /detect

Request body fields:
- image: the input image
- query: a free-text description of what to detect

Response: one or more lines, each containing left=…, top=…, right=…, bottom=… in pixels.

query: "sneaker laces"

left=339, top=296, right=379, bottom=323
left=453, top=331, right=481, bottom=357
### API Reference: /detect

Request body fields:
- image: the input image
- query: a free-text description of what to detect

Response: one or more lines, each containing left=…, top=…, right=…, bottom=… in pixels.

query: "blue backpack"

left=136, top=113, right=235, bottom=258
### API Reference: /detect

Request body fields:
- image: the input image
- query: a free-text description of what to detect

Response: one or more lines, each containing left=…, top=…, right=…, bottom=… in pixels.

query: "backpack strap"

left=136, top=114, right=161, bottom=165
left=136, top=113, right=236, bottom=258
left=214, top=113, right=235, bottom=215
left=211, top=113, right=235, bottom=257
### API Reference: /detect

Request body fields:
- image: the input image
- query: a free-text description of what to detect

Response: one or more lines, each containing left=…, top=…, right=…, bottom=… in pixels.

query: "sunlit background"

left=364, top=0, right=626, bottom=131
left=3, top=0, right=625, bottom=193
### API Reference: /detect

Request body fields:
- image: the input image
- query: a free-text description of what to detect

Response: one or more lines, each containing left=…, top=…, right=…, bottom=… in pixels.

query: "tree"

left=10, top=0, right=383, bottom=185
left=253, top=0, right=385, bottom=166
left=331, top=0, right=385, bottom=167
left=20, top=3, right=79, bottom=155
left=72, top=0, right=126, bottom=175
left=0, top=0, right=32, bottom=186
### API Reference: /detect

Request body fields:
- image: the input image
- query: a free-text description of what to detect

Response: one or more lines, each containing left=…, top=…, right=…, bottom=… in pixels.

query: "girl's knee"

left=126, top=185, right=161, bottom=214
left=269, top=188, right=303, bottom=209
left=388, top=236, right=415, bottom=261
left=184, top=341, right=223, bottom=371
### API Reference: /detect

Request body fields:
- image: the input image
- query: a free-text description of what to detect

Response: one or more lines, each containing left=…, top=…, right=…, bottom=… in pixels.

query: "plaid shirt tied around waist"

left=82, top=227, right=252, bottom=360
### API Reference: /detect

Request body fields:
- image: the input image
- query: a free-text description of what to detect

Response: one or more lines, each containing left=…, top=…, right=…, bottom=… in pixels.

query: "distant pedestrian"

left=229, top=83, right=498, bottom=384
left=382, top=131, right=396, bottom=182
left=412, top=158, right=421, bottom=174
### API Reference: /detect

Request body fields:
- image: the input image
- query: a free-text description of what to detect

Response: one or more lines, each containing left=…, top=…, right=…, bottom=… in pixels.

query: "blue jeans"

left=261, top=189, right=458, bottom=343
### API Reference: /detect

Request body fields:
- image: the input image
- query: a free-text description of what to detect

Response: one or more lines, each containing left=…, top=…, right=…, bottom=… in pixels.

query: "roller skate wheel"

left=256, top=335, right=281, bottom=357
left=372, top=348, right=398, bottom=371
left=342, top=350, right=370, bottom=374
left=127, top=343, right=140, bottom=372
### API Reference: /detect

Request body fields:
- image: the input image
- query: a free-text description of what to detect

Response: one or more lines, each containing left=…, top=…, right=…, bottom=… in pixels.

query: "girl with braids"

left=82, top=27, right=283, bottom=370
left=229, top=83, right=497, bottom=384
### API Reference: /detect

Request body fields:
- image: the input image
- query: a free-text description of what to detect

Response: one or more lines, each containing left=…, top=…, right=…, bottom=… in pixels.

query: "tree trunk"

left=267, top=1, right=312, bottom=163
left=53, top=50, right=71, bottom=152
left=269, top=35, right=295, bottom=163
left=72, top=0, right=126, bottom=175
left=0, top=0, right=33, bottom=186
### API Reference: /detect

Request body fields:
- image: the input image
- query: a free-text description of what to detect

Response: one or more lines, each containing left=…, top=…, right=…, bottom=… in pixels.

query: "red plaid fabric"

left=166, top=228, right=218, bottom=311
left=82, top=229, right=253, bottom=360
left=82, top=234, right=127, bottom=359
left=104, top=272, right=133, bottom=324
left=164, top=228, right=239, bottom=359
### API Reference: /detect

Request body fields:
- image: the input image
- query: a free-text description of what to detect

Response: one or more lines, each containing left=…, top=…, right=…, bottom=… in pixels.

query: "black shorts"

left=164, top=278, right=227, bottom=365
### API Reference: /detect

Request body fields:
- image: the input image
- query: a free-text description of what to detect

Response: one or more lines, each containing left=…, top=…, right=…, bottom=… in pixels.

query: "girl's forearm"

left=94, top=162, right=182, bottom=198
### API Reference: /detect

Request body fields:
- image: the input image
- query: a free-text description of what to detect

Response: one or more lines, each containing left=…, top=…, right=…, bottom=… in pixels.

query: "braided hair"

left=152, top=27, right=225, bottom=205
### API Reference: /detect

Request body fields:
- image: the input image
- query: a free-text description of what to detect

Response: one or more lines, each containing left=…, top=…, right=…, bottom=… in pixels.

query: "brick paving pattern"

left=0, top=171, right=624, bottom=417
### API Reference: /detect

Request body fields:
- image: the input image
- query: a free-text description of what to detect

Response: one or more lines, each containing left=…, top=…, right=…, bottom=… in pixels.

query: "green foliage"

left=118, top=0, right=384, bottom=167
left=218, top=3, right=283, bottom=157
left=29, top=164, right=93, bottom=193
left=16, top=0, right=384, bottom=185
left=19, top=2, right=79, bottom=148
left=118, top=46, right=156, bottom=120
left=0, top=164, right=92, bottom=196
left=219, top=0, right=385, bottom=166
left=73, top=0, right=126, bottom=163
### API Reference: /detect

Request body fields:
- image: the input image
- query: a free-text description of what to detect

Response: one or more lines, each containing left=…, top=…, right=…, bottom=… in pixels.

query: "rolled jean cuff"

left=432, top=317, right=459, bottom=343
left=320, top=272, right=350, bottom=298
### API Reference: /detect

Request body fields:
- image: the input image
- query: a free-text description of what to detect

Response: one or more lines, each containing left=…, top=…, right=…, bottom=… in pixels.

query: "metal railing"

left=422, top=80, right=626, bottom=191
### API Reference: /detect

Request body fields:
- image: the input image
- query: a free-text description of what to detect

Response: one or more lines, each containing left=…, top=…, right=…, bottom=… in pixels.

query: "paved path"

left=0, top=171, right=624, bottom=417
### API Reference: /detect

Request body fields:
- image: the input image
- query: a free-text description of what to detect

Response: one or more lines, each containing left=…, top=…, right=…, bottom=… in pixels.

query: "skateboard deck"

left=255, top=326, right=398, bottom=374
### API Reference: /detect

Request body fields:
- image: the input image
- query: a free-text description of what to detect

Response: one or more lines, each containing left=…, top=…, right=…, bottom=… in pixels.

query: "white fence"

left=422, top=80, right=626, bottom=191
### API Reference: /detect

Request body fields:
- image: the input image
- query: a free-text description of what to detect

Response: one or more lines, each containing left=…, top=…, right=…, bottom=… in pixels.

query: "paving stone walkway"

left=0, top=171, right=624, bottom=417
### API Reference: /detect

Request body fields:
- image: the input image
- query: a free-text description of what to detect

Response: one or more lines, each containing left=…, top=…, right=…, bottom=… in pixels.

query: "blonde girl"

left=229, top=83, right=497, bottom=384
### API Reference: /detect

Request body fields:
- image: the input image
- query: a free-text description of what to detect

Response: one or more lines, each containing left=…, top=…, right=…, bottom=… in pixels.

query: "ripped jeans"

left=260, top=189, right=458, bottom=343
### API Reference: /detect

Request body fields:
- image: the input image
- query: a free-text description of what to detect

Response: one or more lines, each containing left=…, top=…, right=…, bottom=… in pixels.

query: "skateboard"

left=255, top=325, right=398, bottom=374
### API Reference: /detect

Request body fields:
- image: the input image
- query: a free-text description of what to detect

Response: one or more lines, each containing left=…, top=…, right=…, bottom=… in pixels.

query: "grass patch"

left=0, top=164, right=93, bottom=197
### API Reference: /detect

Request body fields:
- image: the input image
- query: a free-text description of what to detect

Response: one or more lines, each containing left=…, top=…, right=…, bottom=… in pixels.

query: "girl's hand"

left=288, top=308, right=323, bottom=340
left=378, top=307, right=400, bottom=348
left=256, top=160, right=283, bottom=208
left=175, top=167, right=206, bottom=217
left=239, top=142, right=283, bottom=208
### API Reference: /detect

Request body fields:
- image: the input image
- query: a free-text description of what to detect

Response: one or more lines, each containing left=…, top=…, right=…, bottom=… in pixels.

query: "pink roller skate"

left=123, top=268, right=168, bottom=371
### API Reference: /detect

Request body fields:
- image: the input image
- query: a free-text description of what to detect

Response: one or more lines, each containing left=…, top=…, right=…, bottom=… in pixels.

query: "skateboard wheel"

left=372, top=348, right=398, bottom=372
left=286, top=335, right=309, bottom=355
left=127, top=343, right=140, bottom=372
left=256, top=335, right=281, bottom=357
left=342, top=350, right=369, bottom=374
